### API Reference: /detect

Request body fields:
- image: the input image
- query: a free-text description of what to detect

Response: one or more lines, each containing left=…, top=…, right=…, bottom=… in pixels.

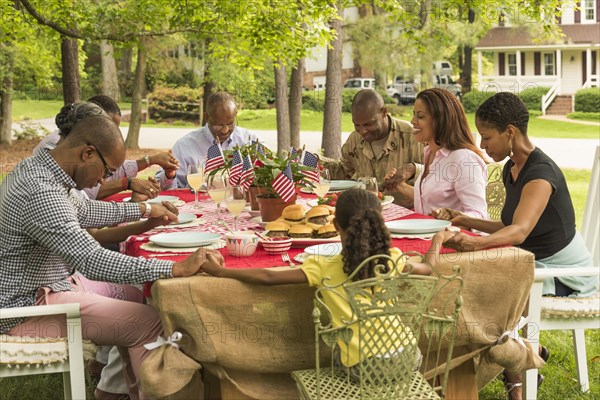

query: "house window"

left=508, top=54, right=517, bottom=76
left=543, top=53, right=555, bottom=75
left=582, top=0, right=596, bottom=23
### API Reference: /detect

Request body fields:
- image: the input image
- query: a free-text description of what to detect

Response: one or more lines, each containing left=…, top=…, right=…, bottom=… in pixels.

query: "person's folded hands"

left=131, top=177, right=161, bottom=200
left=150, top=150, right=180, bottom=170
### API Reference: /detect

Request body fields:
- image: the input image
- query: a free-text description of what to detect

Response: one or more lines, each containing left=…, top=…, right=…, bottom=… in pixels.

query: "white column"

left=556, top=49, right=562, bottom=95
left=516, top=50, right=522, bottom=91
left=586, top=48, right=592, bottom=87
left=477, top=51, right=482, bottom=90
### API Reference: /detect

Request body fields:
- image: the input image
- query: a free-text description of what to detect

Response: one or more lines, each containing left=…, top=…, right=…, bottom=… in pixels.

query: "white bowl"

left=224, top=231, right=259, bottom=257
left=259, top=237, right=293, bottom=254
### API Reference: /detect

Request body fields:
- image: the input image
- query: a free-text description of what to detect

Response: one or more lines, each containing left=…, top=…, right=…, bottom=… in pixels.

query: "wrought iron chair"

left=486, top=162, right=505, bottom=221
left=0, top=303, right=91, bottom=399
left=291, top=253, right=463, bottom=399
left=523, top=146, right=600, bottom=399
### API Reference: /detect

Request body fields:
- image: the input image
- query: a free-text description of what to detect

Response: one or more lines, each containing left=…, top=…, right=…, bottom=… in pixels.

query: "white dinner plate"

left=244, top=205, right=262, bottom=217
left=301, top=180, right=358, bottom=194
left=171, top=213, right=196, bottom=225
left=304, top=243, right=342, bottom=257
left=307, top=195, right=393, bottom=209
left=385, top=219, right=451, bottom=234
left=148, top=195, right=180, bottom=204
left=149, top=232, right=221, bottom=248
left=122, top=197, right=132, bottom=202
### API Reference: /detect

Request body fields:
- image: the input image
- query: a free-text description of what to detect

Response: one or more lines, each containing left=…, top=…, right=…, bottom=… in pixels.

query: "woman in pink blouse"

left=386, top=88, right=489, bottom=219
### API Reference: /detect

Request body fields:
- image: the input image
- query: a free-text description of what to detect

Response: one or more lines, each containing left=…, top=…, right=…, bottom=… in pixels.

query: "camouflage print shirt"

left=321, top=117, right=424, bottom=205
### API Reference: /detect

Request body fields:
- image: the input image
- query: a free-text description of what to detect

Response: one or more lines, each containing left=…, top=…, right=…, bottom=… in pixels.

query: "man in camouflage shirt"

left=320, top=89, right=423, bottom=207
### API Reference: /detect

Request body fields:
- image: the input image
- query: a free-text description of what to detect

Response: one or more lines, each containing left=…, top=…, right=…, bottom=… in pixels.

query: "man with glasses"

left=319, top=89, right=423, bottom=207
left=156, top=91, right=262, bottom=189
left=0, top=114, right=221, bottom=400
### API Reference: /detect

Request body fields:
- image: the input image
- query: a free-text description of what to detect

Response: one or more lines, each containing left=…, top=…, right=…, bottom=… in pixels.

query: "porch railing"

left=541, top=79, right=561, bottom=116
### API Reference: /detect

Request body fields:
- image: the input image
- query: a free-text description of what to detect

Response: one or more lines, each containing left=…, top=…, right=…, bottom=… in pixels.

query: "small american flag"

left=289, top=147, right=299, bottom=159
left=255, top=141, right=265, bottom=156
left=272, top=163, right=296, bottom=202
left=229, top=150, right=243, bottom=185
left=240, top=155, right=254, bottom=190
left=300, top=150, right=320, bottom=182
left=205, top=144, right=225, bottom=173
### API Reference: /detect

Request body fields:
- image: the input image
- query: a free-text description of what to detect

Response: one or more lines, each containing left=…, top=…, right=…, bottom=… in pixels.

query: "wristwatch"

left=142, top=202, right=152, bottom=218
left=143, top=155, right=151, bottom=167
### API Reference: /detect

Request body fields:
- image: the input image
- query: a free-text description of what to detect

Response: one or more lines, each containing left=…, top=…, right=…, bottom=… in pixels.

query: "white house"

left=475, top=1, right=600, bottom=114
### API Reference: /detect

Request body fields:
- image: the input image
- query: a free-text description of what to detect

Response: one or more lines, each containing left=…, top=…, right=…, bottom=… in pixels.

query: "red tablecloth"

left=105, top=189, right=464, bottom=296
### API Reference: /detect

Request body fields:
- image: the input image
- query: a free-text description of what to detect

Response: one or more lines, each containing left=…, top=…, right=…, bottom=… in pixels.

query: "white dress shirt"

left=156, top=124, right=262, bottom=189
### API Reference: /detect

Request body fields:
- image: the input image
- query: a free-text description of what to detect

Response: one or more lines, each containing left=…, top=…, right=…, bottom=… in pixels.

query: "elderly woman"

left=440, top=92, right=597, bottom=399
left=385, top=88, right=489, bottom=219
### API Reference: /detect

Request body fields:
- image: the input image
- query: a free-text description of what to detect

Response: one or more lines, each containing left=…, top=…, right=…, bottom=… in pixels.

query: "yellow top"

left=300, top=247, right=415, bottom=367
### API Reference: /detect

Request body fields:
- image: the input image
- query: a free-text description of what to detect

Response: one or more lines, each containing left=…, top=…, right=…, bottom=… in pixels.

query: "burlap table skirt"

left=142, top=247, right=543, bottom=399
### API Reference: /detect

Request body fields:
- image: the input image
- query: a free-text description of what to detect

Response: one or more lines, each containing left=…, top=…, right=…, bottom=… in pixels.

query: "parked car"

left=433, top=74, right=462, bottom=99
left=386, top=81, right=417, bottom=105
left=343, top=78, right=376, bottom=90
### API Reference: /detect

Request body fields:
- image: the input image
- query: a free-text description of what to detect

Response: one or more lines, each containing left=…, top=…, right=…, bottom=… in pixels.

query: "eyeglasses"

left=210, top=122, right=236, bottom=131
left=88, top=143, right=115, bottom=179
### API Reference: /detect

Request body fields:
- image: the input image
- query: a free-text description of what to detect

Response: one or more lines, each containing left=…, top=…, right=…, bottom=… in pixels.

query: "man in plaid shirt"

left=0, top=114, right=219, bottom=399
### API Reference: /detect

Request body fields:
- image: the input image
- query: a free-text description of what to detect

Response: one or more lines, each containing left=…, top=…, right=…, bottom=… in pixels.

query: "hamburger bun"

left=281, top=204, right=306, bottom=225
left=306, top=206, right=330, bottom=230
left=317, top=223, right=338, bottom=239
left=322, top=205, right=335, bottom=215
left=288, top=224, right=313, bottom=238
left=265, top=221, right=290, bottom=238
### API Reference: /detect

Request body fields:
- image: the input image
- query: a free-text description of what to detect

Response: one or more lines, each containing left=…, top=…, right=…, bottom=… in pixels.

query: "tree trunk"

left=274, top=62, right=290, bottom=155
left=125, top=42, right=147, bottom=150
left=460, top=8, right=476, bottom=92
left=289, top=57, right=304, bottom=148
left=201, top=38, right=215, bottom=126
left=120, top=47, right=132, bottom=79
left=0, top=42, right=14, bottom=146
left=61, top=37, right=80, bottom=104
left=322, top=4, right=344, bottom=159
left=100, top=40, right=120, bottom=101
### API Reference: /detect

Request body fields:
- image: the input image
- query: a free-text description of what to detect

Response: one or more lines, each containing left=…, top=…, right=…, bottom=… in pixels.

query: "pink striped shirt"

left=414, top=147, right=489, bottom=219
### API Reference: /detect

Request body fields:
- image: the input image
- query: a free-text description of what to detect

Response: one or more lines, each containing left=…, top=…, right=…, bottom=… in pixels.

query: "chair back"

left=312, top=253, right=463, bottom=399
left=486, top=162, right=505, bottom=221
left=581, top=146, right=599, bottom=266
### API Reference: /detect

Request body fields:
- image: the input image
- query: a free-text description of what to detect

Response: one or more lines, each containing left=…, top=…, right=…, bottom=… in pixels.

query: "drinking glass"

left=206, top=171, right=228, bottom=221
left=225, top=185, right=246, bottom=231
left=187, top=162, right=205, bottom=209
left=358, top=177, right=378, bottom=195
left=312, top=168, right=331, bottom=199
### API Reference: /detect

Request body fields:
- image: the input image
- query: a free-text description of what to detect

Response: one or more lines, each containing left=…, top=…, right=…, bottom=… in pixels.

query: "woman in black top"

left=437, top=92, right=596, bottom=399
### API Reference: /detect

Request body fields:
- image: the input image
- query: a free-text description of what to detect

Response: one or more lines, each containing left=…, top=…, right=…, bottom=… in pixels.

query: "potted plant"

left=210, top=143, right=318, bottom=222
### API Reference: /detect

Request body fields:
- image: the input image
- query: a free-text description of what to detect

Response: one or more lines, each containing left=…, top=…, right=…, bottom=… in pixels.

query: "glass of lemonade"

left=206, top=171, right=228, bottom=220
left=187, top=162, right=205, bottom=209
left=312, top=168, right=331, bottom=199
left=225, top=185, right=246, bottom=231
left=358, top=176, right=378, bottom=195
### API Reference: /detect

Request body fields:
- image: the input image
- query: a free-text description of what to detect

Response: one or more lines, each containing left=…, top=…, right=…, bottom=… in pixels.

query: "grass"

left=10, top=99, right=599, bottom=138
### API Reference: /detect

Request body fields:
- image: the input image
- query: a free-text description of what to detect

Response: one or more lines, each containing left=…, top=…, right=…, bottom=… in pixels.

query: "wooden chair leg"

left=445, top=358, right=478, bottom=400
left=572, top=329, right=590, bottom=392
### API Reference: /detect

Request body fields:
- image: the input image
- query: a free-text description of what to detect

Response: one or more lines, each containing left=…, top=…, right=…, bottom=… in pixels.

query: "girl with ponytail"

left=203, top=188, right=452, bottom=369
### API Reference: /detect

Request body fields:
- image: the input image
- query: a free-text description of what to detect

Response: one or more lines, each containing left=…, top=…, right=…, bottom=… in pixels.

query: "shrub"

left=13, top=120, right=49, bottom=141
left=148, top=86, right=202, bottom=123
left=518, top=86, right=550, bottom=111
left=574, top=88, right=600, bottom=113
left=461, top=90, right=495, bottom=113
left=302, top=91, right=325, bottom=112
left=567, top=111, right=600, bottom=121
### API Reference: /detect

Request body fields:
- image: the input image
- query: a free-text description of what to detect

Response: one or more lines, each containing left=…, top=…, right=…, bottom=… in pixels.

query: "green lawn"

left=10, top=99, right=600, bottom=138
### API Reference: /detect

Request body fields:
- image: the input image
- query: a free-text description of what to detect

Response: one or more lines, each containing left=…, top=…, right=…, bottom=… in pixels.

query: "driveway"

left=12, top=119, right=599, bottom=170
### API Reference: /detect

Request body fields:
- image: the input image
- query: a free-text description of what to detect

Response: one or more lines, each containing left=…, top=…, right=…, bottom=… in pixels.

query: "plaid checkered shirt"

left=0, top=150, right=173, bottom=333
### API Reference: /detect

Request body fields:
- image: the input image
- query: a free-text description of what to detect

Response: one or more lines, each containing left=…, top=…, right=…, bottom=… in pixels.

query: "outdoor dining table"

left=107, top=189, right=537, bottom=400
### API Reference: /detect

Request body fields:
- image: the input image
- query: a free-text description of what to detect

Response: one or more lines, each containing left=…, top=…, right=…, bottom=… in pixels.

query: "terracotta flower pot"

left=248, top=186, right=268, bottom=211
left=256, top=193, right=297, bottom=222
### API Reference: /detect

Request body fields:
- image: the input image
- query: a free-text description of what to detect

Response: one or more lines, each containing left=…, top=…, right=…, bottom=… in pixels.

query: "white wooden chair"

left=523, top=146, right=600, bottom=399
left=0, top=303, right=88, bottom=399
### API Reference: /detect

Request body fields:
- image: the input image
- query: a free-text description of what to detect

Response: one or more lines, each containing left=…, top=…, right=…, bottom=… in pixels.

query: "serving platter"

left=149, top=232, right=221, bottom=248
left=385, top=219, right=450, bottom=234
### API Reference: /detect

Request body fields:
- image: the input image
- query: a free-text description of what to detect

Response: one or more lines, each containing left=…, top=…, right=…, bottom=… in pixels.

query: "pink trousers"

left=8, top=274, right=162, bottom=400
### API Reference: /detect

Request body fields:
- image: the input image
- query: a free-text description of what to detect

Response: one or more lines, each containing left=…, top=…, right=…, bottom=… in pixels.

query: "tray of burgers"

left=263, top=204, right=340, bottom=247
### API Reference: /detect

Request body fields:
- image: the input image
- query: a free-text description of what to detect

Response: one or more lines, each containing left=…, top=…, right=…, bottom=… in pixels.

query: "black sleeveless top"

left=501, top=147, right=576, bottom=259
